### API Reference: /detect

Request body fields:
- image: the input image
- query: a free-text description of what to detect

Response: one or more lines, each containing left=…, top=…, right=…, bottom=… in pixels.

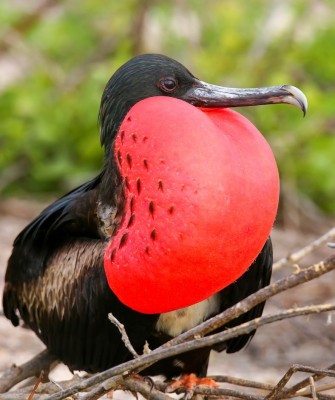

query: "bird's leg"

left=165, top=373, right=218, bottom=400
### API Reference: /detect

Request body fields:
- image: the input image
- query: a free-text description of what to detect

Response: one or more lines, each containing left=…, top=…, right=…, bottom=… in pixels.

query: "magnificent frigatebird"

left=3, top=54, right=307, bottom=380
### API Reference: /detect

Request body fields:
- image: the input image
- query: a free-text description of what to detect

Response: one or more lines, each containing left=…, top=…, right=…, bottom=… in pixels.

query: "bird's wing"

left=3, top=175, right=159, bottom=372
left=213, top=237, right=273, bottom=353
left=4, top=174, right=103, bottom=289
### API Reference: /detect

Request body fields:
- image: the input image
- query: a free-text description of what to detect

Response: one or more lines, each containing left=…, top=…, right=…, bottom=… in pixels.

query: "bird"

left=3, top=54, right=307, bottom=382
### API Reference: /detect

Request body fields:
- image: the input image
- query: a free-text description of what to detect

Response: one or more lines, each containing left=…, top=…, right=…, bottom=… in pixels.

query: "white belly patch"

left=155, top=293, right=221, bottom=337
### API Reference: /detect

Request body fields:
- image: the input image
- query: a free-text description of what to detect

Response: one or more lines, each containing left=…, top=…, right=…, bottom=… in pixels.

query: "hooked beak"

left=183, top=80, right=308, bottom=116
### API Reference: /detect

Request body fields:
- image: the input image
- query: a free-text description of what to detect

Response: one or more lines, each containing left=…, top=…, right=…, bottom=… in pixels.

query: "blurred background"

left=0, top=0, right=335, bottom=394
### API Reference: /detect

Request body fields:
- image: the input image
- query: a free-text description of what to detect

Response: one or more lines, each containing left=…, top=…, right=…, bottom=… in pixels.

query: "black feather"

left=214, top=237, right=272, bottom=353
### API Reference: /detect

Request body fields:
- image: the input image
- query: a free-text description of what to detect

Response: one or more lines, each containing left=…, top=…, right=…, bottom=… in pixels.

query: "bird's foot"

left=165, top=373, right=218, bottom=400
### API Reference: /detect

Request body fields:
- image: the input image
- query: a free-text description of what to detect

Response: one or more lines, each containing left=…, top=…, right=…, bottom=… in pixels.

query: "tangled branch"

left=0, top=242, right=334, bottom=399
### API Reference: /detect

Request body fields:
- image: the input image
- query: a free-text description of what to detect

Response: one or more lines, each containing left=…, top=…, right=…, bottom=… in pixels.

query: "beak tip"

left=282, top=85, right=308, bottom=116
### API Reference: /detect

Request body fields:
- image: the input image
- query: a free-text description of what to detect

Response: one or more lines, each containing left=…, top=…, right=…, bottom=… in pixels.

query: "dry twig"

left=207, top=374, right=274, bottom=391
left=273, top=227, right=335, bottom=270
left=265, top=364, right=335, bottom=400
left=162, top=255, right=335, bottom=348
left=121, top=377, right=173, bottom=400
left=0, top=350, right=57, bottom=393
left=277, top=364, right=335, bottom=400
left=309, top=376, right=318, bottom=400
left=27, top=371, right=45, bottom=400
left=108, top=312, right=139, bottom=358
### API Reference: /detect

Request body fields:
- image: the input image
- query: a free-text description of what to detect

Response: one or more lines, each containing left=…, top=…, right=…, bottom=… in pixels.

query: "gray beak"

left=183, top=80, right=308, bottom=115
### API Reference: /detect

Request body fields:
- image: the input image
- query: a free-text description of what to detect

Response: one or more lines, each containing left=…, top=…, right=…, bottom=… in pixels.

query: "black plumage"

left=3, top=54, right=306, bottom=377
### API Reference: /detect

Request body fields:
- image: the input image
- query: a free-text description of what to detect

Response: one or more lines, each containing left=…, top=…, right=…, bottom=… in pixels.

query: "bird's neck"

left=97, top=150, right=126, bottom=239
left=97, top=96, right=138, bottom=239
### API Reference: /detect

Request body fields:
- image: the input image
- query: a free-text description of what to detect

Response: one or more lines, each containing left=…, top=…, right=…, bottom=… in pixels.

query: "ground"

left=0, top=198, right=334, bottom=397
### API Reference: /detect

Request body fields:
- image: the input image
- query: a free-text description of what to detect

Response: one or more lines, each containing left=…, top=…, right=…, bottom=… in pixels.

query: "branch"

left=45, top=301, right=335, bottom=400
left=155, top=378, right=268, bottom=400
left=122, top=377, right=173, bottom=400
left=207, top=372, right=335, bottom=400
left=301, top=381, right=335, bottom=398
left=157, top=375, right=335, bottom=400
left=0, top=391, right=49, bottom=400
left=0, top=350, right=57, bottom=393
left=309, top=376, right=318, bottom=400
left=161, top=255, right=335, bottom=348
left=189, top=303, right=335, bottom=355
left=273, top=227, right=335, bottom=270
left=0, top=375, right=85, bottom=400
left=207, top=374, right=273, bottom=391
left=108, top=313, right=139, bottom=358
left=172, top=385, right=264, bottom=400
left=79, top=376, right=122, bottom=400
left=279, top=363, right=335, bottom=399
left=265, top=364, right=335, bottom=400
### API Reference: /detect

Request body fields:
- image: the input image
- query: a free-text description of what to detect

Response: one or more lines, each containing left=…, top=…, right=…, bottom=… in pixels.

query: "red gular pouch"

left=104, top=96, right=279, bottom=314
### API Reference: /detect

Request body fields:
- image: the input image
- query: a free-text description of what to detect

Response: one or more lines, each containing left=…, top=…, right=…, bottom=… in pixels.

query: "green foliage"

left=0, top=0, right=334, bottom=214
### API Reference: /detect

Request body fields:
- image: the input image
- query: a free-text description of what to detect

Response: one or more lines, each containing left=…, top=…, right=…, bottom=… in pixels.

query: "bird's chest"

left=155, top=293, right=221, bottom=337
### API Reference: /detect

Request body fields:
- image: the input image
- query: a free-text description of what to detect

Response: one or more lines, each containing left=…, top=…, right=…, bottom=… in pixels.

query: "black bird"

left=3, top=54, right=307, bottom=379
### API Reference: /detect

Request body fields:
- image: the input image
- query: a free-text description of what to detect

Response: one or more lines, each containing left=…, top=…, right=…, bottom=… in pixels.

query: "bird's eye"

left=158, top=77, right=178, bottom=93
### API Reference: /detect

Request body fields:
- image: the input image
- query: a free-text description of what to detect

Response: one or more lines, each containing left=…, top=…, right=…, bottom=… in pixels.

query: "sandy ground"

left=0, top=198, right=334, bottom=398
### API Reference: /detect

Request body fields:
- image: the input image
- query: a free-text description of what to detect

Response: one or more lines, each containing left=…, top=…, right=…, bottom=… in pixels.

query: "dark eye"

left=158, top=77, right=178, bottom=93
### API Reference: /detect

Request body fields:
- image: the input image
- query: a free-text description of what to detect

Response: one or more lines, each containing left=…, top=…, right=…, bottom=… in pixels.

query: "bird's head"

left=99, top=53, right=307, bottom=152
left=100, top=54, right=307, bottom=313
